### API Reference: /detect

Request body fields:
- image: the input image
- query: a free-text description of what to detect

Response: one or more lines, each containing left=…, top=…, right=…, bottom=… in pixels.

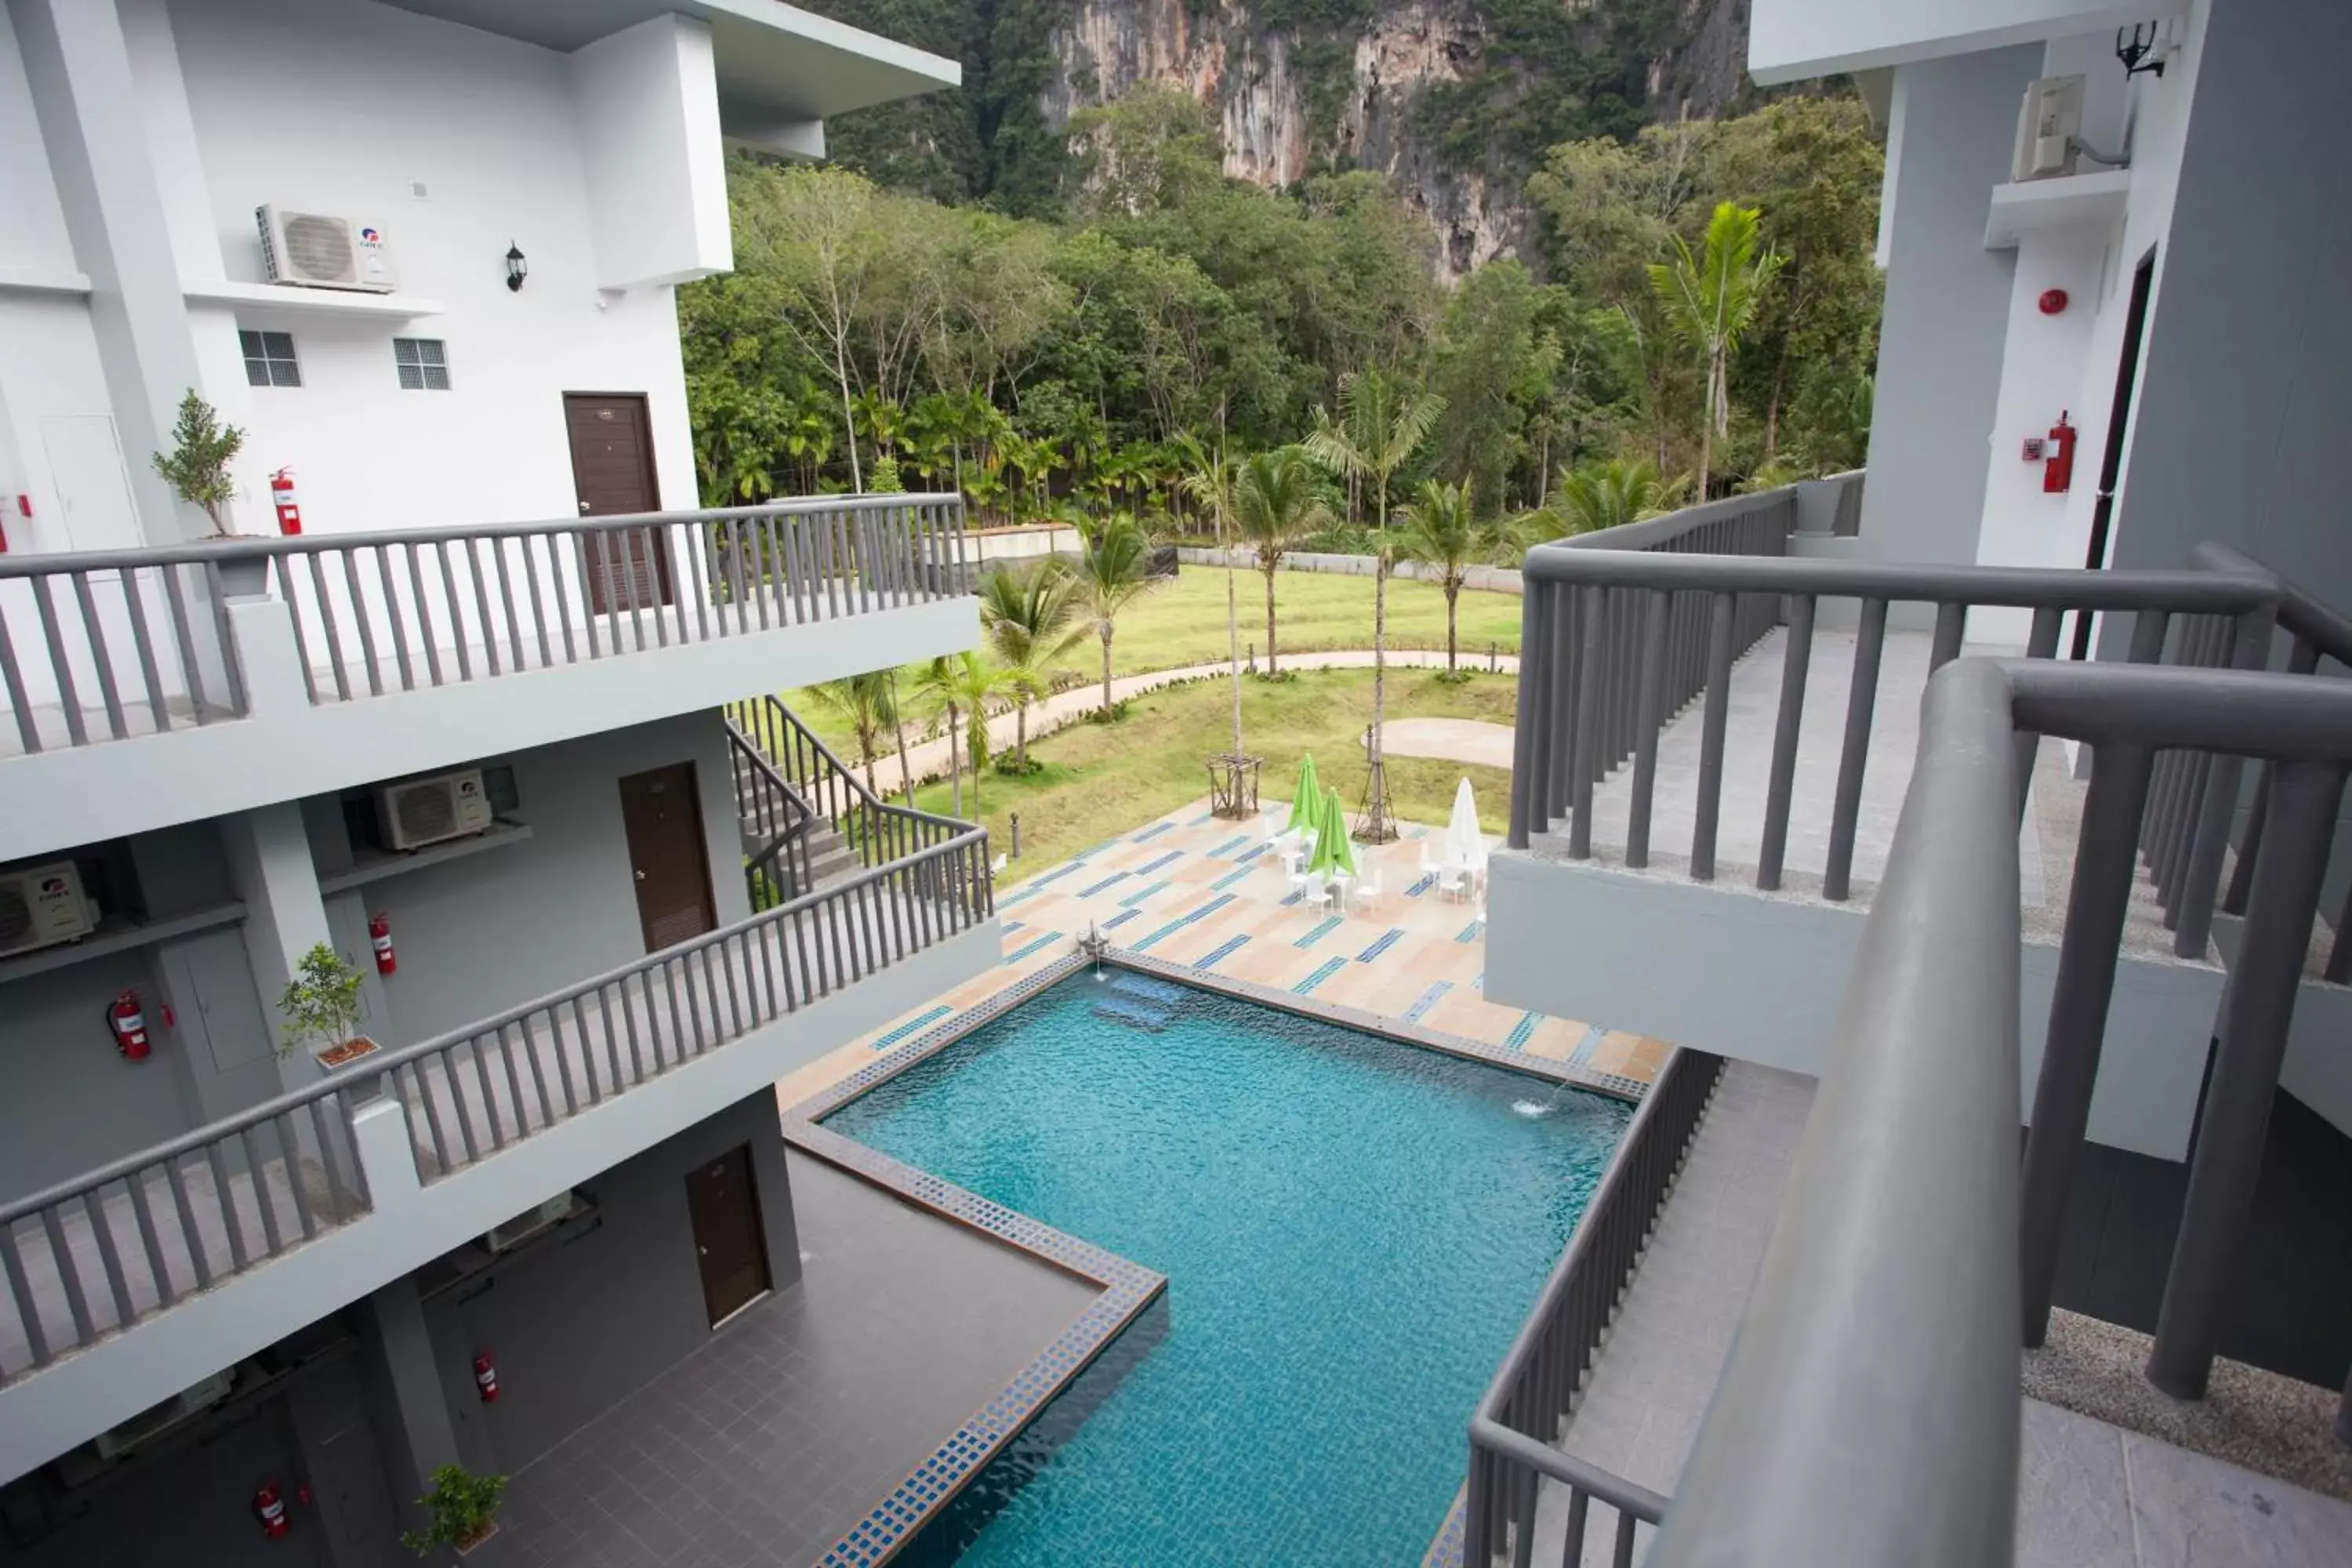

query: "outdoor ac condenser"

left=256, top=205, right=400, bottom=292
left=2013, top=76, right=2085, bottom=181
left=377, top=768, right=493, bottom=851
left=0, top=860, right=98, bottom=957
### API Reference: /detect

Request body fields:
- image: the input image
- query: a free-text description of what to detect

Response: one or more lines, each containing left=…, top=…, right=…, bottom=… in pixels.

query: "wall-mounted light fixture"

left=504, top=242, right=528, bottom=292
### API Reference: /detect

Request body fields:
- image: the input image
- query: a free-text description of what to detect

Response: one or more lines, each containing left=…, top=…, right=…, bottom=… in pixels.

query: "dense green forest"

left=681, top=86, right=1882, bottom=537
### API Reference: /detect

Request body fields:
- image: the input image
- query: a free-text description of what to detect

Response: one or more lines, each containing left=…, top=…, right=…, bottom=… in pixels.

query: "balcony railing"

left=0, top=495, right=967, bottom=755
left=0, top=822, right=989, bottom=1384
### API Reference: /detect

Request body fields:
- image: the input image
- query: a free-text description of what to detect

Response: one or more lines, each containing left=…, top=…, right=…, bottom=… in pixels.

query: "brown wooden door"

left=685, top=1143, right=771, bottom=1327
left=563, top=393, right=673, bottom=612
left=618, top=762, right=718, bottom=952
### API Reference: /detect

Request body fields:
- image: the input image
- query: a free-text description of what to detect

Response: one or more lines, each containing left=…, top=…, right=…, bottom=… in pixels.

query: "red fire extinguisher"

left=253, top=1482, right=291, bottom=1538
left=270, top=468, right=302, bottom=535
left=109, top=990, right=151, bottom=1061
left=474, top=1352, right=499, bottom=1403
left=368, top=912, right=396, bottom=976
left=2042, top=412, right=2077, bottom=494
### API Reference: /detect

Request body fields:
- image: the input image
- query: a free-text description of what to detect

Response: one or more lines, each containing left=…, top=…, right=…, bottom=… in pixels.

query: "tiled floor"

left=776, top=795, right=1671, bottom=1116
left=492, top=1152, right=1096, bottom=1568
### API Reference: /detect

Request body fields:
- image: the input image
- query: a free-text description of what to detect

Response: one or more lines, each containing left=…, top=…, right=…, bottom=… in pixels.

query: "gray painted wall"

left=2106, top=0, right=2352, bottom=619
left=424, top=1091, right=802, bottom=1475
left=1857, top=46, right=2040, bottom=567
left=0, top=824, right=274, bottom=1196
left=307, top=712, right=750, bottom=1053
left=0, top=1355, right=403, bottom=1567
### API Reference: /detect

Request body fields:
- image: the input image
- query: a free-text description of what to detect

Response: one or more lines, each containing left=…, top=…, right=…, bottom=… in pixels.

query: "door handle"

left=697, top=1246, right=707, bottom=1257
left=579, top=500, right=592, bottom=515
left=634, top=869, right=647, bottom=881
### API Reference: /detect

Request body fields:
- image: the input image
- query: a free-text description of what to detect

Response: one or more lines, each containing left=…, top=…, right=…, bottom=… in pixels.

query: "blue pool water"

left=822, top=971, right=1630, bottom=1566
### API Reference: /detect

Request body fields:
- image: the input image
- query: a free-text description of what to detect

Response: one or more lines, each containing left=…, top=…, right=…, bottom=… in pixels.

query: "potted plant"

left=151, top=389, right=270, bottom=592
left=401, top=1464, right=506, bottom=1558
left=277, top=942, right=378, bottom=1067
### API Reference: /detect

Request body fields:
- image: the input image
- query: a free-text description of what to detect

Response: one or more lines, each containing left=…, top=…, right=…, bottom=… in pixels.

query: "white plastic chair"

left=991, top=852, right=1008, bottom=875
left=1349, top=869, right=1383, bottom=913
left=1437, top=862, right=1468, bottom=902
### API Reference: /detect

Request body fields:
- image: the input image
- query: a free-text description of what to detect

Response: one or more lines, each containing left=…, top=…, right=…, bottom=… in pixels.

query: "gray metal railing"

left=1615, top=657, right=2352, bottom=1566
left=0, top=824, right=989, bottom=1383
left=1464, top=1046, right=1722, bottom=1567
left=1507, top=539, right=2280, bottom=918
left=726, top=694, right=971, bottom=880
left=0, top=495, right=967, bottom=751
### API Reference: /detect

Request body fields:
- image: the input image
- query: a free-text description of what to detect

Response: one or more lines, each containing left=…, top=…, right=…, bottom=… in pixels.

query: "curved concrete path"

left=1381, top=716, right=1516, bottom=771
left=879, top=648, right=1521, bottom=789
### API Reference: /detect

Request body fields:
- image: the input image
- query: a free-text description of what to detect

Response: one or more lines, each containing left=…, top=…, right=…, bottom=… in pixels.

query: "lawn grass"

left=909, top=666, right=1519, bottom=884
left=787, top=567, right=1523, bottom=753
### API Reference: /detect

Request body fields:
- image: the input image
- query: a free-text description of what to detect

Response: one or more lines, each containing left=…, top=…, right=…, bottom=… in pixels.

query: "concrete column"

left=359, top=1275, right=460, bottom=1542
left=1857, top=45, right=2042, bottom=574
left=219, top=799, right=333, bottom=1093
left=8, top=0, right=212, bottom=543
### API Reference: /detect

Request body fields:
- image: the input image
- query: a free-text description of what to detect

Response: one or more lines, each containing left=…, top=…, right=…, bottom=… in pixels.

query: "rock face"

left=1042, top=0, right=1748, bottom=277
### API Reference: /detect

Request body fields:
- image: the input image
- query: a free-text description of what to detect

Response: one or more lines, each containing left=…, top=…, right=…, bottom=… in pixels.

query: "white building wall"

left=160, top=0, right=702, bottom=539
left=569, top=14, right=734, bottom=291
left=1751, top=0, right=2189, bottom=84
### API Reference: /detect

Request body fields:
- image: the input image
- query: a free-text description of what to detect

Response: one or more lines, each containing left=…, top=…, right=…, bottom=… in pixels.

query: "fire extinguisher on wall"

left=109, top=990, right=151, bottom=1061
left=270, top=467, right=302, bottom=535
left=368, top=912, right=396, bottom=976
left=474, top=1352, right=499, bottom=1403
left=2043, top=412, right=2077, bottom=494
left=253, top=1482, right=291, bottom=1538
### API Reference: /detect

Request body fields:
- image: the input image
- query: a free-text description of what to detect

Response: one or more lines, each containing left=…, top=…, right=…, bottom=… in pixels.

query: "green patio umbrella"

left=1286, top=753, right=1323, bottom=836
left=1309, top=786, right=1357, bottom=880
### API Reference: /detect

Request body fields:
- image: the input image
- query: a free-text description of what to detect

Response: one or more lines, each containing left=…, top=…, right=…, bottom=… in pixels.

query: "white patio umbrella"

left=1445, top=777, right=1485, bottom=872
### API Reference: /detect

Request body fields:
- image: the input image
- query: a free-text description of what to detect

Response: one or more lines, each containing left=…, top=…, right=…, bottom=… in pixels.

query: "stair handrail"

left=728, top=694, right=975, bottom=856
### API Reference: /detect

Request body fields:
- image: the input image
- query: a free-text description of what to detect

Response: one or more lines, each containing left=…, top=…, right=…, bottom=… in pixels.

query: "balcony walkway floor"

left=1525, top=1060, right=2352, bottom=1566
left=492, top=1149, right=1098, bottom=1568
left=1, top=893, right=969, bottom=1378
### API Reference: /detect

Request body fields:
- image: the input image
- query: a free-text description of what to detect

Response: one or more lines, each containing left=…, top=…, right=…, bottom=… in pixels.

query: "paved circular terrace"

left=1380, top=716, right=1517, bottom=771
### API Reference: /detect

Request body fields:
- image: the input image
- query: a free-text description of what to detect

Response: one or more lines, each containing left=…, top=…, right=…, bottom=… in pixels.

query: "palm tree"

left=915, top=652, right=1011, bottom=815
left=976, top=562, right=1083, bottom=769
left=1231, top=447, right=1333, bottom=676
left=1650, top=201, right=1784, bottom=496
left=1396, top=477, right=1507, bottom=674
left=1177, top=434, right=1248, bottom=772
left=1303, top=368, right=1445, bottom=843
left=805, top=673, right=892, bottom=793
left=1543, top=456, right=1690, bottom=537
left=1070, top=513, right=1161, bottom=722
left=884, top=667, right=917, bottom=805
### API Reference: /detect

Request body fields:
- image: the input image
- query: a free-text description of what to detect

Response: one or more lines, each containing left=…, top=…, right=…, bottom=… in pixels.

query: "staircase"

left=724, top=694, right=981, bottom=910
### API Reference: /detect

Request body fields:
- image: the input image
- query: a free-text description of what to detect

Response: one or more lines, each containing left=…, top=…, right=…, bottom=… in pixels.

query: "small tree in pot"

left=277, top=942, right=375, bottom=1066
left=150, top=389, right=245, bottom=538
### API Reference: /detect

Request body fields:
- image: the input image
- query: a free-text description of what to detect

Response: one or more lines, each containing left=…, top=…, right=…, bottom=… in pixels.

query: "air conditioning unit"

left=0, top=860, right=99, bottom=957
left=485, top=1194, right=579, bottom=1253
left=377, top=768, right=493, bottom=852
left=92, top=1370, right=234, bottom=1460
left=2013, top=76, right=2085, bottom=181
left=256, top=205, right=399, bottom=293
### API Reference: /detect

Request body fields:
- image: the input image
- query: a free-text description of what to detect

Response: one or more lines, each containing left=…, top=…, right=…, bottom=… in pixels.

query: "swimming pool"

left=821, top=968, right=1630, bottom=1566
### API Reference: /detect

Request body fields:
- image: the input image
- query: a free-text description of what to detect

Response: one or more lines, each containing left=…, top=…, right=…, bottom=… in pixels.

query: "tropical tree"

left=1543, top=456, right=1690, bottom=536
left=1178, top=434, right=1248, bottom=773
left=1302, top=368, right=1444, bottom=841
left=1069, top=514, right=1160, bottom=721
left=1649, top=201, right=1784, bottom=495
left=1230, top=447, right=1333, bottom=676
left=915, top=652, right=1011, bottom=815
left=1396, top=477, right=1508, bottom=674
left=805, top=673, right=894, bottom=793
left=976, top=561, right=1083, bottom=768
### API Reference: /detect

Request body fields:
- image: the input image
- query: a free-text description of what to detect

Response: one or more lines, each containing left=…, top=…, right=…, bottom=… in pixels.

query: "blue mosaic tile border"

left=1421, top=1490, right=1468, bottom=1568
left=1504, top=1011, right=1541, bottom=1050
left=1204, top=833, right=1250, bottom=858
left=1003, top=931, right=1063, bottom=965
left=1192, top=934, right=1250, bottom=970
left=1102, top=907, right=1143, bottom=930
left=1209, top=864, right=1257, bottom=891
left=869, top=1004, right=953, bottom=1052
left=1293, top=916, right=1341, bottom=949
left=1356, top=927, right=1405, bottom=964
left=1569, top=1022, right=1607, bottom=1065
left=1292, top=956, right=1346, bottom=995
left=1116, top=879, right=1170, bottom=907
left=1076, top=869, right=1131, bottom=898
left=1405, top=980, right=1454, bottom=1022
left=1455, top=919, right=1483, bottom=943
left=1133, top=820, right=1176, bottom=843
left=1133, top=848, right=1183, bottom=875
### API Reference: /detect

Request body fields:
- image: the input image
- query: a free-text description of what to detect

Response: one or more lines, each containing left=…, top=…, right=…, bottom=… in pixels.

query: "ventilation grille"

left=280, top=213, right=357, bottom=281
left=390, top=782, right=458, bottom=843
